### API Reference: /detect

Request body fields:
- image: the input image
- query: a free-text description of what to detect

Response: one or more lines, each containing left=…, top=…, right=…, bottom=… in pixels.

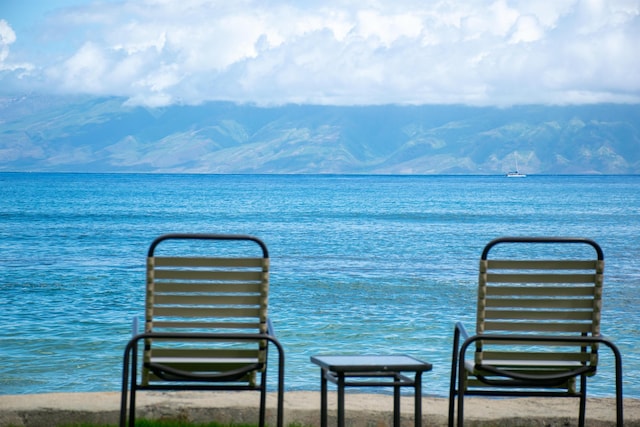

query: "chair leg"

left=128, top=350, right=138, bottom=427
left=456, top=368, right=466, bottom=427
left=448, top=327, right=461, bottom=427
left=120, top=342, right=137, bottom=427
left=578, top=374, right=587, bottom=427
left=448, top=385, right=456, bottom=427
left=119, top=367, right=129, bottom=426
left=456, top=389, right=465, bottom=427
left=130, top=390, right=136, bottom=427
left=124, top=385, right=136, bottom=427
left=259, top=369, right=267, bottom=427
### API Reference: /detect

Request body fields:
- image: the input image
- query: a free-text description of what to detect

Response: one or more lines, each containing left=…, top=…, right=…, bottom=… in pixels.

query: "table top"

left=310, top=354, right=432, bottom=373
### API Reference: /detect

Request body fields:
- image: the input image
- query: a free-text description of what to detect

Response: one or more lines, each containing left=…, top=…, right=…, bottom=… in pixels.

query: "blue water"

left=1, top=173, right=639, bottom=397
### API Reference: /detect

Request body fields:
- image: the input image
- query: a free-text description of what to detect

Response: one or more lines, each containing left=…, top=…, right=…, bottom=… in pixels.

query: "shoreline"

left=1, top=391, right=639, bottom=427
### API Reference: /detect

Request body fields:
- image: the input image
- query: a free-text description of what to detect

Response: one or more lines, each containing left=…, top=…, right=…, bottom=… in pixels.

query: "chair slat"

left=486, top=286, right=595, bottom=296
left=148, top=361, right=258, bottom=370
left=154, top=256, right=267, bottom=268
left=487, top=260, right=598, bottom=270
left=154, top=269, right=265, bottom=281
left=152, top=321, right=262, bottom=329
left=151, top=348, right=260, bottom=358
left=153, top=306, right=262, bottom=318
left=484, top=310, right=595, bottom=321
left=485, top=273, right=597, bottom=284
left=465, top=377, right=573, bottom=388
left=475, top=338, right=597, bottom=346
left=147, top=369, right=255, bottom=384
left=480, top=351, right=592, bottom=363
left=465, top=377, right=574, bottom=387
left=154, top=282, right=263, bottom=293
left=147, top=362, right=257, bottom=376
left=483, top=321, right=594, bottom=333
left=485, top=298, right=594, bottom=309
left=154, top=294, right=263, bottom=306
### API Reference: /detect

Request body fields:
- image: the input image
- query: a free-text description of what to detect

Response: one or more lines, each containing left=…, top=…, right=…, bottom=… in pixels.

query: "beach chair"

left=448, top=237, right=623, bottom=427
left=120, top=233, right=284, bottom=427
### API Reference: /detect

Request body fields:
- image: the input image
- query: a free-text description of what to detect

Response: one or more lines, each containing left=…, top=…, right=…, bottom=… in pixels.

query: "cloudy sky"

left=1, top=0, right=639, bottom=107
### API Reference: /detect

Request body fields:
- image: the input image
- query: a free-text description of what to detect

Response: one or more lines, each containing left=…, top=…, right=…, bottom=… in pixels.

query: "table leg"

left=337, top=373, right=345, bottom=427
left=320, top=368, right=327, bottom=427
left=394, top=373, right=401, bottom=427
left=414, top=372, right=423, bottom=427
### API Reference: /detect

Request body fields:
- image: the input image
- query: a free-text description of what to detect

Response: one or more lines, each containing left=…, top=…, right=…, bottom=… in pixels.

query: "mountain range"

left=1, top=95, right=639, bottom=174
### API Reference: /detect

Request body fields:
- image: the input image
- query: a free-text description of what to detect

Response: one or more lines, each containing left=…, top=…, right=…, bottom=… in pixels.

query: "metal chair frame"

left=120, top=331, right=284, bottom=427
left=448, top=237, right=623, bottom=427
left=119, top=233, right=284, bottom=427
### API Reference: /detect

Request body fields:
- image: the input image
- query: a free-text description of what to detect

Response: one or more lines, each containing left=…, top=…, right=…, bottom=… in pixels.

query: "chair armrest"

left=451, top=322, right=470, bottom=362
left=131, top=316, right=140, bottom=337
left=457, top=333, right=622, bottom=385
left=454, top=321, right=469, bottom=340
left=121, top=331, right=287, bottom=427
left=459, top=333, right=622, bottom=373
left=465, top=333, right=616, bottom=347
left=450, top=321, right=471, bottom=401
left=267, top=318, right=276, bottom=336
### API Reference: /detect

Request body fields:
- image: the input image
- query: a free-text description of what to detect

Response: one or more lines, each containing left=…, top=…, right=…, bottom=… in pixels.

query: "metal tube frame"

left=449, top=328, right=623, bottom=427
left=320, top=368, right=425, bottom=427
left=120, top=331, right=285, bottom=427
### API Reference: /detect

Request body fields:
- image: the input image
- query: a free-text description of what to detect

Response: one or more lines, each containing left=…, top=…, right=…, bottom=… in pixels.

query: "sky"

left=1, top=0, right=639, bottom=108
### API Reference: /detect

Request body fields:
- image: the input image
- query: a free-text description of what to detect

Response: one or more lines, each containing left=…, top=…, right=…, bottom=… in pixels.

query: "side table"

left=310, top=354, right=433, bottom=427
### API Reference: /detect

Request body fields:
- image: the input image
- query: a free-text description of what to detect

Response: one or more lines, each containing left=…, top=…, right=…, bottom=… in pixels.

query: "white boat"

left=506, top=154, right=526, bottom=177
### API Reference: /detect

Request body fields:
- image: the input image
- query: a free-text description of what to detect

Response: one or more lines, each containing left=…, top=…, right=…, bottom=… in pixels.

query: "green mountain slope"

left=1, top=96, right=639, bottom=174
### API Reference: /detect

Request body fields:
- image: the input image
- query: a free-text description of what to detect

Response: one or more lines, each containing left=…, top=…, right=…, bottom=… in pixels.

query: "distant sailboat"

left=506, top=153, right=526, bottom=178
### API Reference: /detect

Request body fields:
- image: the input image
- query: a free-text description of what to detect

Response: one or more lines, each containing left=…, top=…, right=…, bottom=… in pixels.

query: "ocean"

left=1, top=173, right=638, bottom=397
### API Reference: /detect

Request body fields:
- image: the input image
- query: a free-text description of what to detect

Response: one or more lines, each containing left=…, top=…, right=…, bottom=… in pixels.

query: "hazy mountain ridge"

left=1, top=96, right=639, bottom=174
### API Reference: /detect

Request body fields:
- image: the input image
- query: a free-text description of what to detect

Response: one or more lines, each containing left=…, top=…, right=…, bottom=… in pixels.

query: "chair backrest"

left=142, top=234, right=269, bottom=386
left=475, top=237, right=604, bottom=369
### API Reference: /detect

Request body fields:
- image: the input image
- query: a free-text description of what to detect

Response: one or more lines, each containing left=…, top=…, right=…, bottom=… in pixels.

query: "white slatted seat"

left=120, top=234, right=284, bottom=427
left=448, top=237, right=623, bottom=427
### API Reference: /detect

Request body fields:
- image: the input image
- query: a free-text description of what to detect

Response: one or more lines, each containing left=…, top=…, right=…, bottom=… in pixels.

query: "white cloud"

left=509, top=15, right=545, bottom=43
left=0, top=20, right=17, bottom=54
left=0, top=19, right=33, bottom=74
left=1, top=0, right=639, bottom=106
left=355, top=10, right=423, bottom=46
left=58, top=42, right=110, bottom=92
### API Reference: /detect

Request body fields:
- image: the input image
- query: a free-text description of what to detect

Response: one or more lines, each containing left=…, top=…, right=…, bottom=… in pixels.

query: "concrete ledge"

left=1, top=391, right=638, bottom=427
